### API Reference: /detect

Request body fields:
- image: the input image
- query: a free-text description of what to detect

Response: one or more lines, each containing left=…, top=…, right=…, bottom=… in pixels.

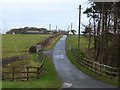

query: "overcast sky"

left=0, top=0, right=90, bottom=34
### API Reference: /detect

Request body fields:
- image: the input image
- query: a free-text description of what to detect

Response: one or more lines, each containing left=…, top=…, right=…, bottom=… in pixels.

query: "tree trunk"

left=101, top=3, right=105, bottom=64
left=104, top=3, right=108, bottom=65
left=93, top=12, right=97, bottom=61
left=96, top=13, right=101, bottom=62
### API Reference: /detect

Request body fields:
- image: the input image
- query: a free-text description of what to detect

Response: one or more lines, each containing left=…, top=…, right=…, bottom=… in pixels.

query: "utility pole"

left=78, top=5, right=81, bottom=54
left=67, top=25, right=70, bottom=33
left=69, top=23, right=73, bottom=51
left=68, top=25, right=71, bottom=50
left=56, top=25, right=57, bottom=31
left=71, top=23, right=73, bottom=31
left=48, top=24, right=51, bottom=38
left=49, top=24, right=51, bottom=31
left=49, top=24, right=51, bottom=35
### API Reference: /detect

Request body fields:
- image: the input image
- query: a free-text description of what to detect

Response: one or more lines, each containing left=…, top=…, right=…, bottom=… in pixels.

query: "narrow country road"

left=52, top=35, right=115, bottom=88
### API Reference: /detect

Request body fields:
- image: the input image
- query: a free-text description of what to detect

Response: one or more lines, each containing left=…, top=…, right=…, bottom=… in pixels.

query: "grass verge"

left=66, top=35, right=119, bottom=87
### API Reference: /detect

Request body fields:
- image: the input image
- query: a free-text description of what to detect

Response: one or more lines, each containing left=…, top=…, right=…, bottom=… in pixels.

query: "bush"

left=28, top=46, right=36, bottom=53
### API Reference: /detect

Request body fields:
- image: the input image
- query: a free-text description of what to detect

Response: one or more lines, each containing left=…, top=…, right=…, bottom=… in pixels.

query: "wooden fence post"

left=86, top=60, right=88, bottom=69
left=110, top=68, right=112, bottom=79
left=99, top=64, right=101, bottom=76
left=2, top=72, right=5, bottom=80
left=118, top=68, right=120, bottom=81
left=37, top=67, right=40, bottom=79
left=27, top=67, right=29, bottom=80
left=12, top=66, right=15, bottom=81
left=104, top=65, right=106, bottom=77
left=91, top=62, right=92, bottom=71
left=94, top=63, right=96, bottom=73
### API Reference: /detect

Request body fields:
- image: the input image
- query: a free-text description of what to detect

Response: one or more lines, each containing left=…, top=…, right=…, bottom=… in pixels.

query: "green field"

left=69, top=35, right=94, bottom=52
left=69, top=35, right=94, bottom=60
left=2, top=34, right=62, bottom=88
left=2, top=34, right=49, bottom=58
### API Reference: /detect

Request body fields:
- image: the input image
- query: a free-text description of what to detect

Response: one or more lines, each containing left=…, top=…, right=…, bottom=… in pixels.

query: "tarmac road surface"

left=52, top=35, right=115, bottom=88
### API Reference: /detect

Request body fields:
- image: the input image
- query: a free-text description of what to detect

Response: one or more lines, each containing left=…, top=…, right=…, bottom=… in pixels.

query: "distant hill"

left=6, top=27, right=49, bottom=34
left=6, top=26, right=69, bottom=35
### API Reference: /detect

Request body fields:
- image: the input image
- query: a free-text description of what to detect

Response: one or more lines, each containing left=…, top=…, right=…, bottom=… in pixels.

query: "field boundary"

left=71, top=47, right=120, bottom=81
left=2, top=55, right=28, bottom=67
left=2, top=62, right=44, bottom=81
left=2, top=47, right=44, bottom=81
left=40, top=33, right=61, bottom=48
left=2, top=52, right=44, bottom=81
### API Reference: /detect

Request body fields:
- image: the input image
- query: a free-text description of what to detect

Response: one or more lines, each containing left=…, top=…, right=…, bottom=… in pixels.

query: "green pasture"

left=69, top=35, right=94, bottom=51
left=2, top=34, right=49, bottom=58
left=2, top=34, right=62, bottom=88
left=70, top=35, right=94, bottom=59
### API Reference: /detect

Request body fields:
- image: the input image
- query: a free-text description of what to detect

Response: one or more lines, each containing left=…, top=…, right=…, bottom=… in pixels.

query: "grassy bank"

left=66, top=35, right=119, bottom=87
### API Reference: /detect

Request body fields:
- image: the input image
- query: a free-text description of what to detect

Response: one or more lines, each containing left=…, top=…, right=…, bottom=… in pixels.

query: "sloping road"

left=52, top=35, right=115, bottom=88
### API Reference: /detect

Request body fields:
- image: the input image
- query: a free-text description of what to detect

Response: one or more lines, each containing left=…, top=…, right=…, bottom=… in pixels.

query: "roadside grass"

left=0, top=81, right=2, bottom=90
left=2, top=34, right=49, bottom=58
left=2, top=56, right=62, bottom=88
left=66, top=35, right=119, bottom=87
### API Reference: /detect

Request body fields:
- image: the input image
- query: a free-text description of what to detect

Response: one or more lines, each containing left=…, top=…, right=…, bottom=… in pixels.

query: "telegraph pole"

left=49, top=24, right=51, bottom=36
left=69, top=23, right=73, bottom=50
left=67, top=25, right=70, bottom=32
left=71, top=23, right=73, bottom=31
left=48, top=24, right=51, bottom=39
left=56, top=25, right=57, bottom=31
left=49, top=24, right=51, bottom=31
left=78, top=5, right=81, bottom=54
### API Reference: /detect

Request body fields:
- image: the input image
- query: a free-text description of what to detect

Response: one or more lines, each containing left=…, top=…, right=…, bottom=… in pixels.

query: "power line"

left=1, top=18, right=8, bottom=33
left=1, top=16, right=21, bottom=57
left=82, top=1, right=91, bottom=8
left=15, top=0, right=38, bottom=22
